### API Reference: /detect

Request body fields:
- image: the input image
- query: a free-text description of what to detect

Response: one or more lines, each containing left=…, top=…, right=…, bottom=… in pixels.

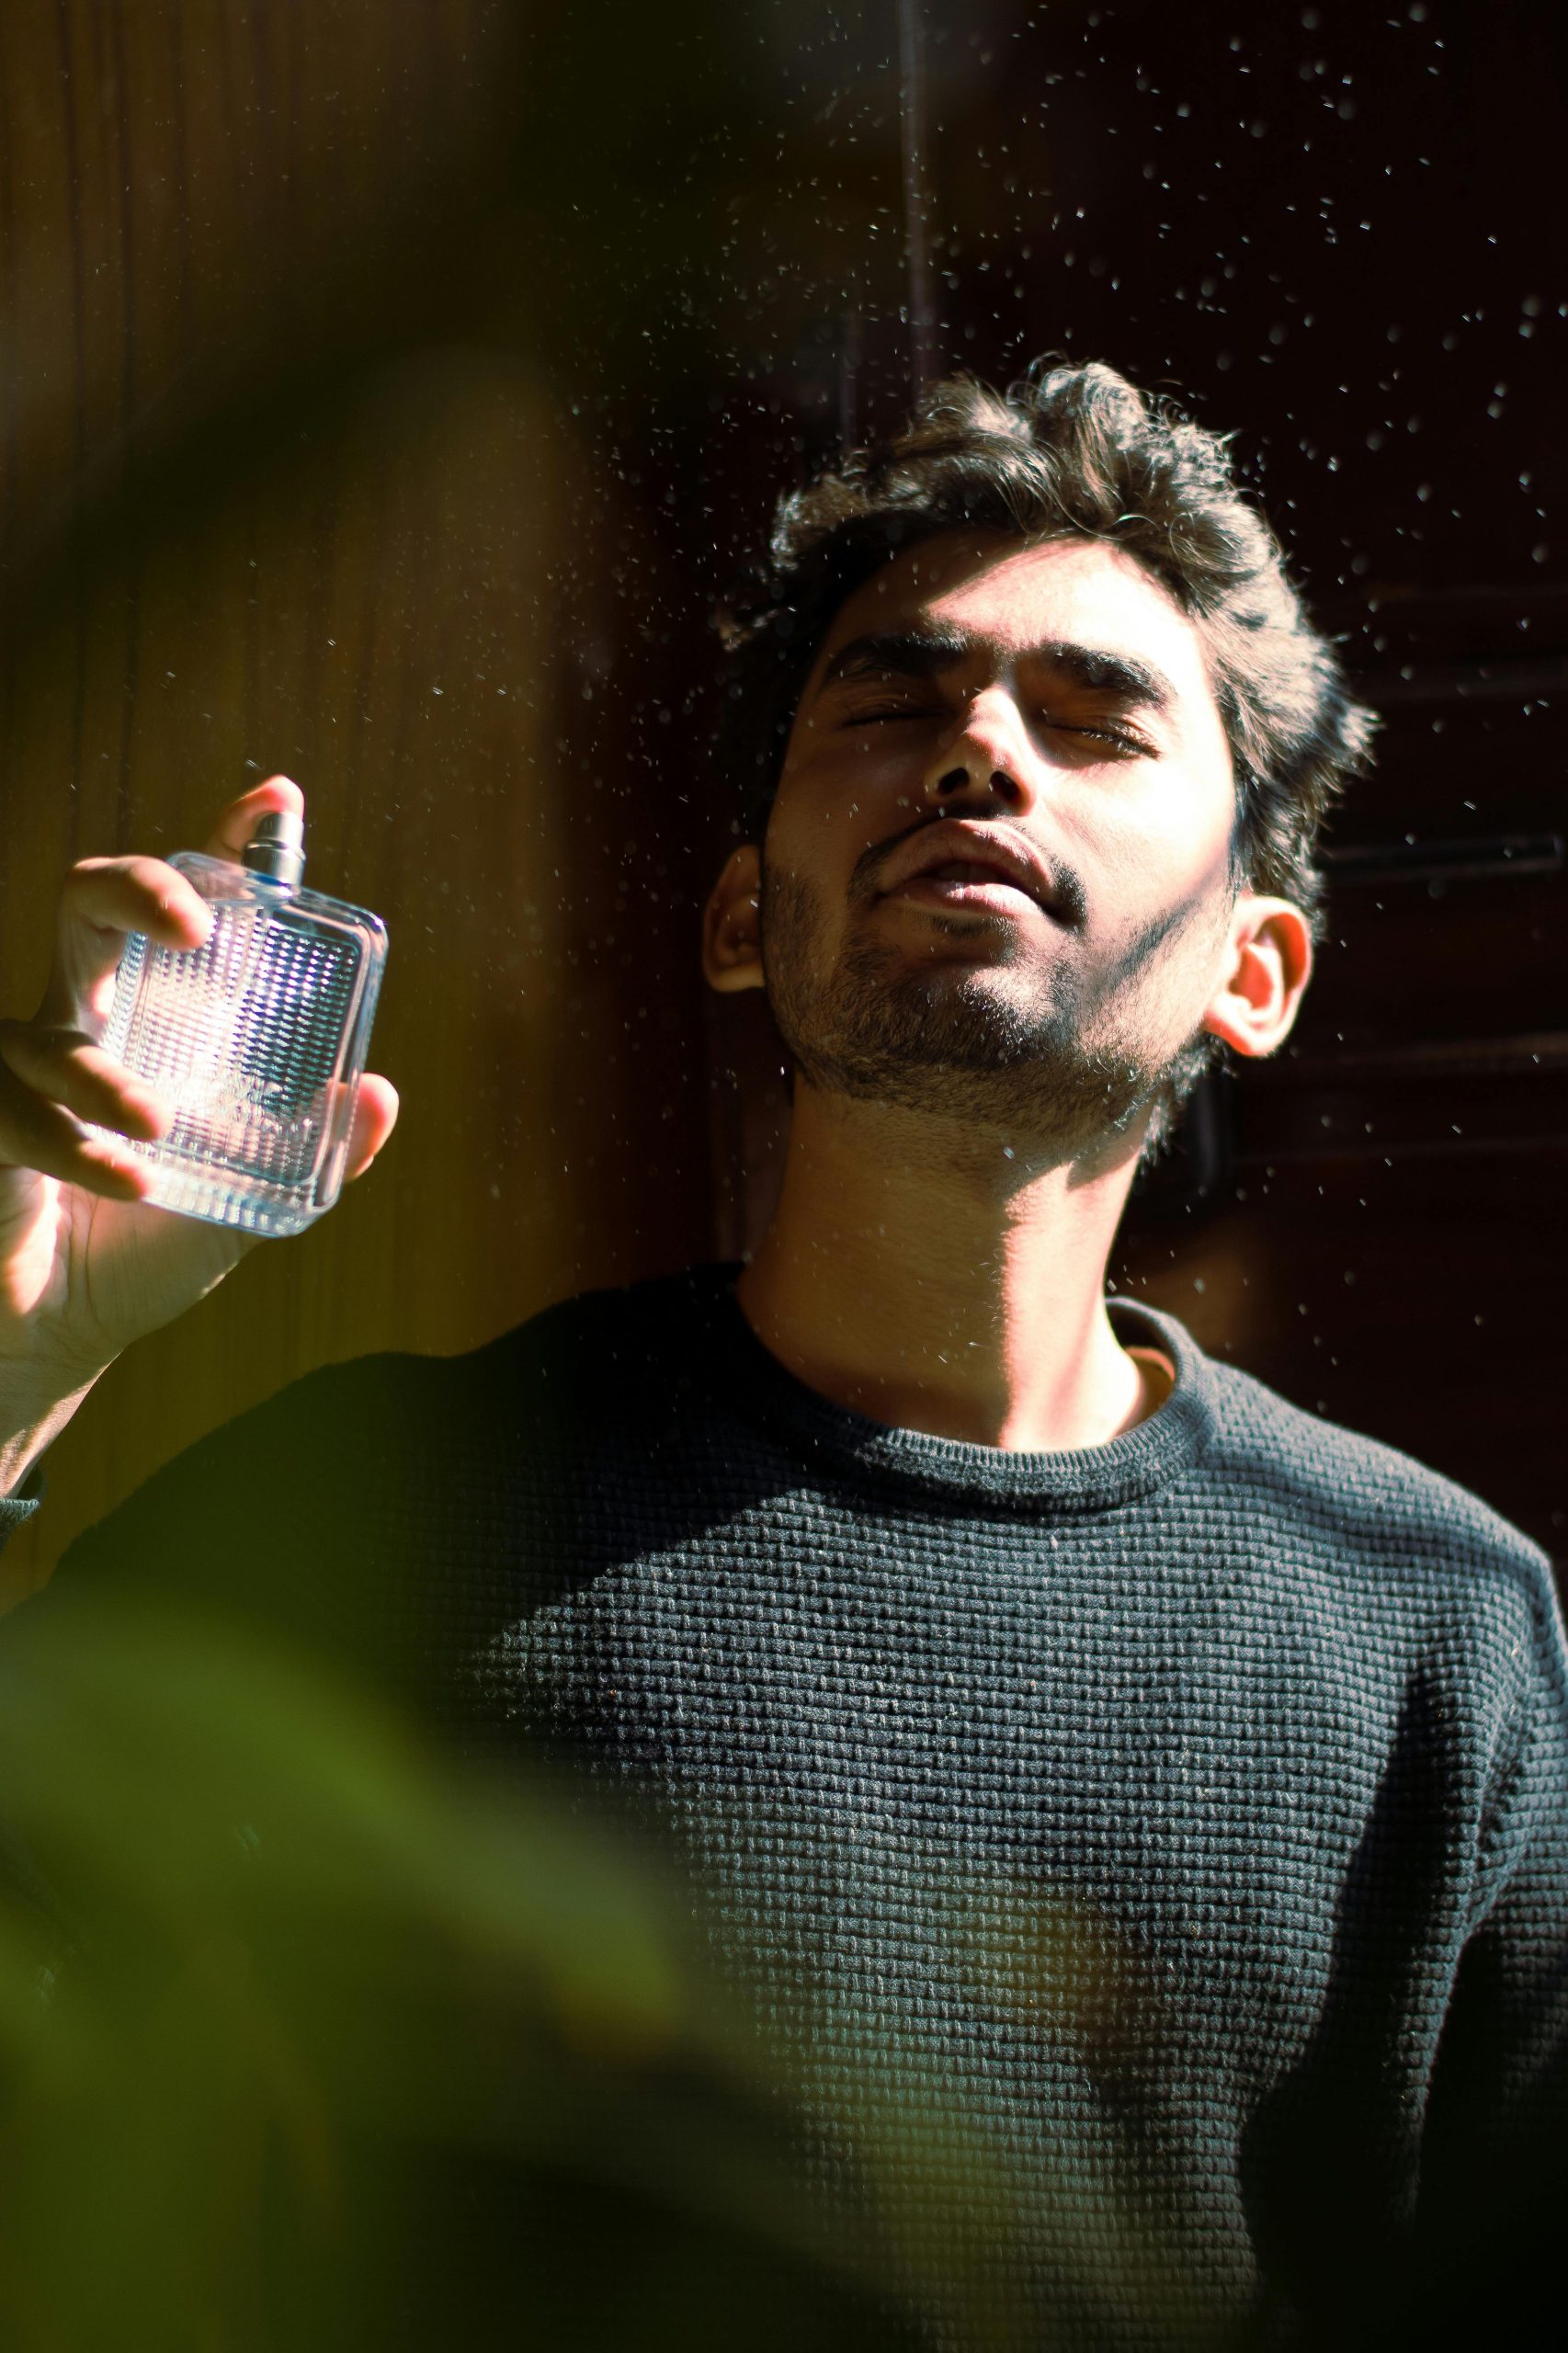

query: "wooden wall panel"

left=6, top=0, right=1563, bottom=1596
left=0, top=7, right=718, bottom=1595
left=0, top=348, right=683, bottom=1593
left=0, top=0, right=506, bottom=583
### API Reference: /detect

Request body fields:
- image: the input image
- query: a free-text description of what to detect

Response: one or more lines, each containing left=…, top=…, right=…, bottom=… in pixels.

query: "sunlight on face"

left=758, top=531, right=1244, bottom=1153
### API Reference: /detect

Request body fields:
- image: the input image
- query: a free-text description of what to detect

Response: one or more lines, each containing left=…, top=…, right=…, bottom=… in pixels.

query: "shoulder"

left=1198, top=1346, right=1563, bottom=1671
left=473, top=1262, right=732, bottom=1372
left=1202, top=1347, right=1549, bottom=1570
left=42, top=1269, right=723, bottom=1678
left=71, top=1264, right=726, bottom=1538
left=437, top=1262, right=733, bottom=1430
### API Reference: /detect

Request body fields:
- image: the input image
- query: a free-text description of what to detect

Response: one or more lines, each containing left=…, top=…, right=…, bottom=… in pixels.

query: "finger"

left=59, top=855, right=214, bottom=953
left=200, top=774, right=305, bottom=866
left=0, top=1062, right=152, bottom=1199
left=341, top=1073, right=399, bottom=1184
left=0, top=1023, right=170, bottom=1142
left=41, top=857, right=216, bottom=1028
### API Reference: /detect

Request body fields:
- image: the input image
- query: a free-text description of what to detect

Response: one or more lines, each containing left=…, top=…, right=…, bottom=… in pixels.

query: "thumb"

left=200, top=775, right=306, bottom=866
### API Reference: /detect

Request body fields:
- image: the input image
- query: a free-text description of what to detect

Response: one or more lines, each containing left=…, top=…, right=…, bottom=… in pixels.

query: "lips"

left=877, top=821, right=1064, bottom=916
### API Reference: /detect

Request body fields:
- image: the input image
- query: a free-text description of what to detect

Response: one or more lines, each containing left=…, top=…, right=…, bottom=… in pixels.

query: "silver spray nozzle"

left=242, top=809, right=306, bottom=888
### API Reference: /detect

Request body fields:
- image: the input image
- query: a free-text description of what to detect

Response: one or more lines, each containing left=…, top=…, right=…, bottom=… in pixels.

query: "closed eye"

left=840, top=699, right=938, bottom=724
left=1053, top=722, right=1147, bottom=754
left=840, top=700, right=1150, bottom=755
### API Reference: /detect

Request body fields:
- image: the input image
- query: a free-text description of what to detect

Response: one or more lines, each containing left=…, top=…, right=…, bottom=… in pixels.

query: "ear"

left=701, top=843, right=766, bottom=995
left=1201, top=893, right=1314, bottom=1058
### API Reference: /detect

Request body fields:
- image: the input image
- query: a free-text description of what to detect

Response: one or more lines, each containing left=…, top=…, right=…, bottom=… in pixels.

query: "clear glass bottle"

left=97, top=812, right=389, bottom=1236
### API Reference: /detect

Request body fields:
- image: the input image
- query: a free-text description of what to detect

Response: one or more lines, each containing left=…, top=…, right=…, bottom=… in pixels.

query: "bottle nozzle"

left=243, top=810, right=306, bottom=888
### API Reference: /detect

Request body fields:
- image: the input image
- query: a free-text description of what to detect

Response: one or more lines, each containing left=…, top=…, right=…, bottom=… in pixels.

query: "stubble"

left=759, top=859, right=1225, bottom=1155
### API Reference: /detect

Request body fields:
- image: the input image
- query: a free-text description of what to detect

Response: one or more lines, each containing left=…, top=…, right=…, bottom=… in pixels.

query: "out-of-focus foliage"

left=0, top=1583, right=1231, bottom=2349
left=0, top=1590, right=926, bottom=2351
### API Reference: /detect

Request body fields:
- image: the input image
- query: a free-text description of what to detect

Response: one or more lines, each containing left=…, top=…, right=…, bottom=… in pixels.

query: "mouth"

left=875, top=820, right=1069, bottom=924
left=886, top=862, right=1048, bottom=915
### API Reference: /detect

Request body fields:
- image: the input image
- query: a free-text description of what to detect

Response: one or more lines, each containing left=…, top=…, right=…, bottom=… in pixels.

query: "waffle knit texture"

left=3, top=1263, right=1564, bottom=2348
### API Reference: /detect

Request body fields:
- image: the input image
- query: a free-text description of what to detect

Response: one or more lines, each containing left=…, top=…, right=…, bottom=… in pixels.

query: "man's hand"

left=0, top=777, right=398, bottom=1493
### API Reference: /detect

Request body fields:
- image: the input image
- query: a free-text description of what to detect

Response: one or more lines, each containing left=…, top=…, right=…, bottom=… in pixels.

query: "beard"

left=759, top=859, right=1223, bottom=1159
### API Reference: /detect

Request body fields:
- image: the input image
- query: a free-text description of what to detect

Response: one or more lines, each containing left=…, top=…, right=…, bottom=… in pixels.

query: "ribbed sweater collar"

left=689, top=1264, right=1219, bottom=1516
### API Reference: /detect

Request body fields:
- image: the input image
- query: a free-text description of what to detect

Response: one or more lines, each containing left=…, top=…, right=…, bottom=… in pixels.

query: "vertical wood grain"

left=1, top=6, right=717, bottom=1592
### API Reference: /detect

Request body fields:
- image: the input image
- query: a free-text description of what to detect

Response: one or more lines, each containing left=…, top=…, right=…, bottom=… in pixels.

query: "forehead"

left=814, top=529, right=1212, bottom=699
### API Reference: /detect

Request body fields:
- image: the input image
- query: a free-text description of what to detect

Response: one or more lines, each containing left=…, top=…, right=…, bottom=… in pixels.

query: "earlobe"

left=1203, top=896, right=1314, bottom=1060
left=701, top=844, right=766, bottom=995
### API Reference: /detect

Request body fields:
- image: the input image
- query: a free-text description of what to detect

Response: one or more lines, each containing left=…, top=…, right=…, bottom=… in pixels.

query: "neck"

left=735, top=1082, right=1157, bottom=1452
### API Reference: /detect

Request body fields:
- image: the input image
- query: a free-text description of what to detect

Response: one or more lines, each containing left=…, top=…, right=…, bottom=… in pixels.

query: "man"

left=2, top=361, right=1564, bottom=2347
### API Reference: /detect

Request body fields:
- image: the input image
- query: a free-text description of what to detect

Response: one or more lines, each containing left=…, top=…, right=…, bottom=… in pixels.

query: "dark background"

left=2, top=0, right=1562, bottom=1587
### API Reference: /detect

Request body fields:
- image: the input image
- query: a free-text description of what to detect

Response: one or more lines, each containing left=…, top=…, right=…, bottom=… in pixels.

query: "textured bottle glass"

left=97, top=852, right=388, bottom=1236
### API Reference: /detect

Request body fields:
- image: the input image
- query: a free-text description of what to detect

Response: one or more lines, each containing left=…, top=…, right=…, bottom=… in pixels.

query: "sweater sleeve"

left=0, top=1459, right=45, bottom=1552
left=0, top=1486, right=41, bottom=1543
left=1405, top=1556, right=1568, bottom=2342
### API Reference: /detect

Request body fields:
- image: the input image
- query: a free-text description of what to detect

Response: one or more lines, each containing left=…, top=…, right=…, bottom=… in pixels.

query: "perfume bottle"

left=97, top=812, right=389, bottom=1236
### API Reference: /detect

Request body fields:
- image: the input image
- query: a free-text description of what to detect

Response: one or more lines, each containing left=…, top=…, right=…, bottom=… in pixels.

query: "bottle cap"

left=243, top=809, right=306, bottom=888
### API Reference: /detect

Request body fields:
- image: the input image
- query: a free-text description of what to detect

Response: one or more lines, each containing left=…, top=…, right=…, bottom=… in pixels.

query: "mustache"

left=845, top=813, right=1089, bottom=928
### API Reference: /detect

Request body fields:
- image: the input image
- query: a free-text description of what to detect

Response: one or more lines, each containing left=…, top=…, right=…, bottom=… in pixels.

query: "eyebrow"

left=816, top=627, right=1178, bottom=714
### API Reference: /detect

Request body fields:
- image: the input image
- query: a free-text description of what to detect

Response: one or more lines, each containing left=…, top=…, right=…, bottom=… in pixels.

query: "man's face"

left=750, top=529, right=1252, bottom=1157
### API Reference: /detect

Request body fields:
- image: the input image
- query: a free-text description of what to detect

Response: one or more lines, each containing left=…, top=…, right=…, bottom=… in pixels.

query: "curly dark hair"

left=711, top=358, right=1377, bottom=1154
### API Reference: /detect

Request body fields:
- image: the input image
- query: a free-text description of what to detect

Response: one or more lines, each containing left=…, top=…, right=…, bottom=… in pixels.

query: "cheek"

left=1089, top=767, right=1237, bottom=900
left=767, top=756, right=888, bottom=873
left=761, top=797, right=811, bottom=890
left=760, top=799, right=844, bottom=934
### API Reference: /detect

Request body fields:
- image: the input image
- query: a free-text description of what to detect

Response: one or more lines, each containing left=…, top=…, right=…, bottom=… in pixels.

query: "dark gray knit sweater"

left=4, top=1264, right=1564, bottom=2347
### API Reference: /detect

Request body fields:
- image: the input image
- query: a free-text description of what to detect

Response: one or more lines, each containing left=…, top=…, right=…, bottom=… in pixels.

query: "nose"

left=918, top=689, right=1036, bottom=813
